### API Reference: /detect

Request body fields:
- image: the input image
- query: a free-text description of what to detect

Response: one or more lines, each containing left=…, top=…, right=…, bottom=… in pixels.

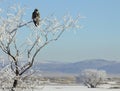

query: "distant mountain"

left=32, top=59, right=120, bottom=74
left=99, top=63, right=120, bottom=74
left=0, top=59, right=120, bottom=74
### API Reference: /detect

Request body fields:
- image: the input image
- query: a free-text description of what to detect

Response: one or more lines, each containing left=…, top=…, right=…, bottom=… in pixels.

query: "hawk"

left=32, top=9, right=40, bottom=27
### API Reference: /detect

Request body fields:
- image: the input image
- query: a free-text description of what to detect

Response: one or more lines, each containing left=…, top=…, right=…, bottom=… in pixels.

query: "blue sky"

left=1, top=0, right=120, bottom=62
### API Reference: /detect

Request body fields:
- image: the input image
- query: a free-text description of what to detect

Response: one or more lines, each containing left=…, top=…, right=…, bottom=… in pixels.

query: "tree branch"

left=10, top=21, right=33, bottom=33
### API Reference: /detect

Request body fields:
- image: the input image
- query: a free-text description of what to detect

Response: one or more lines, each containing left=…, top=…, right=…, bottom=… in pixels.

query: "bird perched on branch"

left=32, top=9, right=40, bottom=27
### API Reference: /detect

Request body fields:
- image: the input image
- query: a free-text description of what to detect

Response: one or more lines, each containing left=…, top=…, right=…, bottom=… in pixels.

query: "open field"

left=0, top=85, right=120, bottom=91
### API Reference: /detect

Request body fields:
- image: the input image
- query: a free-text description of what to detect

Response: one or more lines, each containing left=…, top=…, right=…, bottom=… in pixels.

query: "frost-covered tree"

left=0, top=5, right=82, bottom=90
left=81, top=69, right=107, bottom=88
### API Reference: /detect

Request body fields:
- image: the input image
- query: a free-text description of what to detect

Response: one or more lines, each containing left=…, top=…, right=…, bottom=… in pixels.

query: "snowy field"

left=1, top=86, right=119, bottom=91
left=37, top=86, right=120, bottom=91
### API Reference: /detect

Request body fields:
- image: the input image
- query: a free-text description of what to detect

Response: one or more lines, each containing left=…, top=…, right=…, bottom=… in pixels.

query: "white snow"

left=33, top=86, right=120, bottom=91
left=0, top=85, right=119, bottom=91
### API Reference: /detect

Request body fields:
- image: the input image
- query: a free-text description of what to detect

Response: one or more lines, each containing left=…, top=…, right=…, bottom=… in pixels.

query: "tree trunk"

left=11, top=75, right=18, bottom=91
left=13, top=79, right=18, bottom=88
left=11, top=79, right=18, bottom=91
left=11, top=62, right=19, bottom=91
left=90, top=84, right=95, bottom=88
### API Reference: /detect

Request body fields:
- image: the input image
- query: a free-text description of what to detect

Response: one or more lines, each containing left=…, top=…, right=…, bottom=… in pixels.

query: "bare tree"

left=0, top=5, right=82, bottom=90
left=81, top=69, right=107, bottom=88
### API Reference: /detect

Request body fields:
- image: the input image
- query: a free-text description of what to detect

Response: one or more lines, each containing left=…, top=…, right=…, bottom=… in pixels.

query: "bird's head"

left=34, top=9, right=38, bottom=12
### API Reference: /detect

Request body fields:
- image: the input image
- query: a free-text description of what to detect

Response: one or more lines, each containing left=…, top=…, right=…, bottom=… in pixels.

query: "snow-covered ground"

left=39, top=86, right=120, bottom=91
left=38, top=86, right=120, bottom=91
left=1, top=85, right=119, bottom=91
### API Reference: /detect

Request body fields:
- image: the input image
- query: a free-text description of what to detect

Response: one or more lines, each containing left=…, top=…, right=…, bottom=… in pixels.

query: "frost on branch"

left=0, top=65, right=40, bottom=90
left=0, top=65, right=15, bottom=89
left=27, top=13, right=82, bottom=47
left=0, top=5, right=82, bottom=90
left=81, top=69, right=107, bottom=88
